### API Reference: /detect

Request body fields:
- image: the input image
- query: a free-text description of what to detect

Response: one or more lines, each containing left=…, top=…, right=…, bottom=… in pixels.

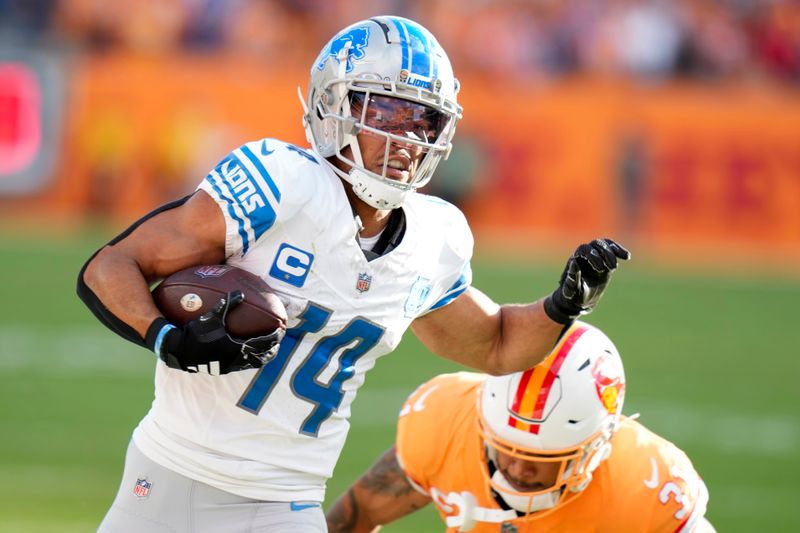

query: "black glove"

left=145, top=290, right=284, bottom=375
left=544, top=238, right=631, bottom=325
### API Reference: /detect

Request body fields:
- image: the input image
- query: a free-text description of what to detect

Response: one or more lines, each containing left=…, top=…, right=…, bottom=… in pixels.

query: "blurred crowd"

left=1, top=0, right=799, bottom=84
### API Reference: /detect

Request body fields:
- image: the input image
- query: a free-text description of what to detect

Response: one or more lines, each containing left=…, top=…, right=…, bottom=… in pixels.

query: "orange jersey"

left=396, top=372, right=709, bottom=533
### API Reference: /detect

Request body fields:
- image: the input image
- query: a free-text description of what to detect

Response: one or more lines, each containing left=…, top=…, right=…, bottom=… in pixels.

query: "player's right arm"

left=79, top=140, right=304, bottom=373
left=326, top=447, right=431, bottom=533
left=79, top=190, right=226, bottom=341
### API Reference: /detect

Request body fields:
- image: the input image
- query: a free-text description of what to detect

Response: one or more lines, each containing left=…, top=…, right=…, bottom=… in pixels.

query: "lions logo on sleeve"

left=199, top=140, right=286, bottom=257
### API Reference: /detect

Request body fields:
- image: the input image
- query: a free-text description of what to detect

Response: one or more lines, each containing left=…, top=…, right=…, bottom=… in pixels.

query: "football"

left=152, top=265, right=288, bottom=338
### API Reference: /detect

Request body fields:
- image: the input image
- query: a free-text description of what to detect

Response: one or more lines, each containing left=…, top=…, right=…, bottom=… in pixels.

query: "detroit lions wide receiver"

left=77, top=16, right=629, bottom=532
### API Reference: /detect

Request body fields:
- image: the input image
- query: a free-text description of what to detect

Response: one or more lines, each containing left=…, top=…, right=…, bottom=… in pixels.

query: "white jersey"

left=133, top=139, right=473, bottom=502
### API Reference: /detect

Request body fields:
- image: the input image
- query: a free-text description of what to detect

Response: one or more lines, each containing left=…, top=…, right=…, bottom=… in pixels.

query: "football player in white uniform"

left=77, top=16, right=630, bottom=532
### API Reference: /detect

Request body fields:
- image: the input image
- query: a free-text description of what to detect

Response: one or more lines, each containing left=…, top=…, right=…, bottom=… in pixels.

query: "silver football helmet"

left=477, top=321, right=626, bottom=515
left=300, top=16, right=462, bottom=209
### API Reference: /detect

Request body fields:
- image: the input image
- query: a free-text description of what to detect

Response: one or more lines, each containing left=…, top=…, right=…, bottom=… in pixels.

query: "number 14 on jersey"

left=237, top=302, right=385, bottom=437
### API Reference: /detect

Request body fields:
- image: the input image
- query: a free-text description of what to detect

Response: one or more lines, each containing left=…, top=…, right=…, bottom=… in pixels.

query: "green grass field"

left=1, top=231, right=798, bottom=532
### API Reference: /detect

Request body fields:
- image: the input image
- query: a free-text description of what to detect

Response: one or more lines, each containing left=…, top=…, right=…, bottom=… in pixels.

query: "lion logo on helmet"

left=316, top=26, right=371, bottom=73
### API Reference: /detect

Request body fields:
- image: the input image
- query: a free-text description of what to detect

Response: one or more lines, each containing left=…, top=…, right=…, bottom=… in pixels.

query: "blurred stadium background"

left=1, top=0, right=799, bottom=531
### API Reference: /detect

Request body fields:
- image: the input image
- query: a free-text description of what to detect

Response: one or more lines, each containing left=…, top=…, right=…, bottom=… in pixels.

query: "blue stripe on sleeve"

left=228, top=153, right=277, bottom=240
left=205, top=169, right=251, bottom=255
left=241, top=145, right=281, bottom=202
left=429, top=272, right=469, bottom=311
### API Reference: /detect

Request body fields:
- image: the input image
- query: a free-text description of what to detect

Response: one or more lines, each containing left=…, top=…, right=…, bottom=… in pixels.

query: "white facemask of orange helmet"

left=477, top=321, right=626, bottom=516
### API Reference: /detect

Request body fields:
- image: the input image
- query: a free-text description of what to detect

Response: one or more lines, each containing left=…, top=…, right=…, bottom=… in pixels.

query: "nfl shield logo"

left=133, top=478, right=152, bottom=499
left=194, top=265, right=231, bottom=278
left=356, top=272, right=372, bottom=293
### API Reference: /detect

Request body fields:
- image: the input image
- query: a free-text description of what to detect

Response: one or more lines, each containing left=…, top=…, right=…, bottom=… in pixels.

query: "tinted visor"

left=350, top=92, right=447, bottom=143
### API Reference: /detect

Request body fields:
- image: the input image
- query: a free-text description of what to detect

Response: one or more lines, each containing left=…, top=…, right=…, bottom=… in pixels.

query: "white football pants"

left=97, top=441, right=327, bottom=532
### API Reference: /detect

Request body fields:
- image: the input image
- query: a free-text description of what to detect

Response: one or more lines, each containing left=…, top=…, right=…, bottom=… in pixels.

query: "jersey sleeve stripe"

left=674, top=478, right=710, bottom=533
left=240, top=145, right=282, bottom=202
left=395, top=451, right=429, bottom=496
left=428, top=272, right=469, bottom=311
left=205, top=170, right=252, bottom=255
left=226, top=153, right=278, bottom=240
left=228, top=153, right=273, bottom=207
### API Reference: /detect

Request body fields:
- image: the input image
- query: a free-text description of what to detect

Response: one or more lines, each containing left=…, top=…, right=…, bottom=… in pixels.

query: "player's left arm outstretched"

left=412, top=238, right=630, bottom=375
left=326, top=447, right=430, bottom=533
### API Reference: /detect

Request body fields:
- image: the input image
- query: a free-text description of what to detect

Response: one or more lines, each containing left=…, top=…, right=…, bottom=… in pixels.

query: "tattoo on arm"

left=357, top=447, right=429, bottom=518
left=327, top=447, right=430, bottom=532
left=359, top=447, right=419, bottom=498
left=326, top=488, right=359, bottom=533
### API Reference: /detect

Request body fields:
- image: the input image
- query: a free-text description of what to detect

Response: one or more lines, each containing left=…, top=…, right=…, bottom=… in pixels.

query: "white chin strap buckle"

left=349, top=168, right=408, bottom=210
left=443, top=491, right=516, bottom=532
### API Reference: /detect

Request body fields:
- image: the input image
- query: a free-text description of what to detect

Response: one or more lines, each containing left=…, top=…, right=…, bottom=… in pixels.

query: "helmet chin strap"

left=571, top=441, right=612, bottom=492
left=348, top=168, right=408, bottom=210
left=342, top=123, right=400, bottom=209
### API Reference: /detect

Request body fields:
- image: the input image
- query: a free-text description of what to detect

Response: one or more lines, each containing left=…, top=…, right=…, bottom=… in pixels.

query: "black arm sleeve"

left=75, top=195, right=193, bottom=348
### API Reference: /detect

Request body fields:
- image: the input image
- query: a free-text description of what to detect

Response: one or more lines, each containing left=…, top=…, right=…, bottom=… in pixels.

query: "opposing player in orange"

left=326, top=322, right=715, bottom=532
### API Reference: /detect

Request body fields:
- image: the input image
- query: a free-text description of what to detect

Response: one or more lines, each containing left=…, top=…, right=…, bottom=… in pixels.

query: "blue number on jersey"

left=237, top=303, right=385, bottom=436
